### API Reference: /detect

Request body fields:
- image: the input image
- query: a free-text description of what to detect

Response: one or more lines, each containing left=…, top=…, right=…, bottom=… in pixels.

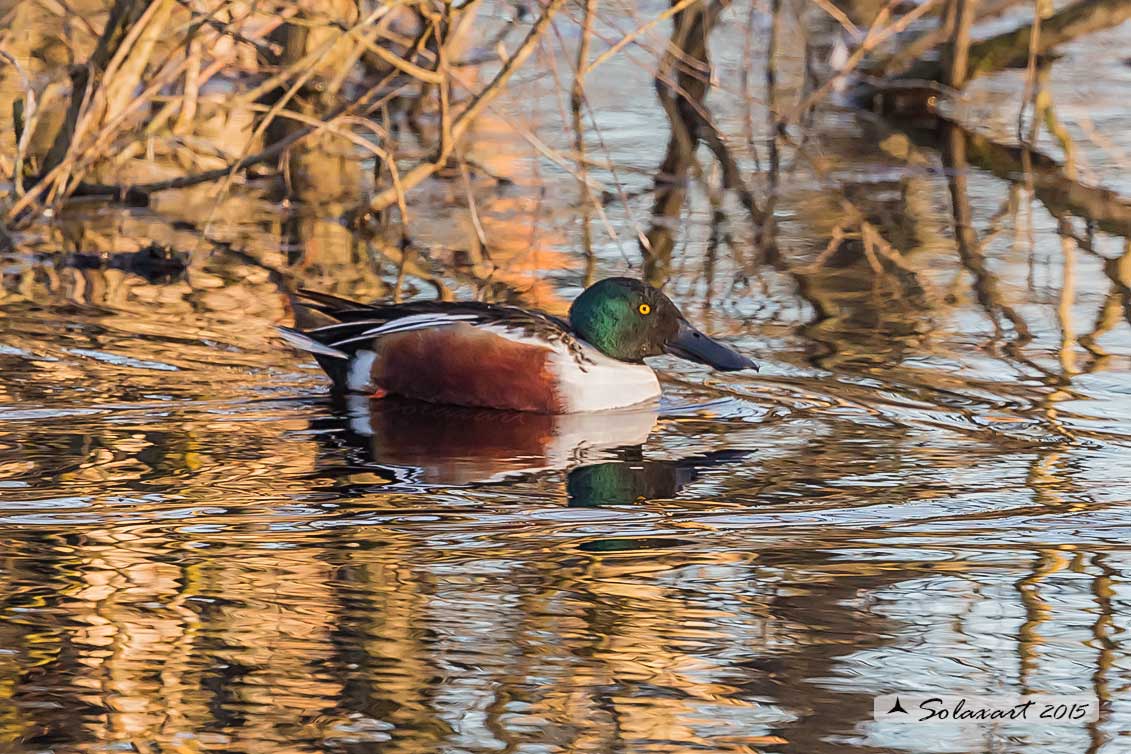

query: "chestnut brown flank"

left=373, top=324, right=564, bottom=413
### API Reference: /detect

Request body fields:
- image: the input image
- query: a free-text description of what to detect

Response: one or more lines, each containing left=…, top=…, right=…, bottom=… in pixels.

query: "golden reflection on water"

left=4, top=219, right=1131, bottom=752
left=0, top=526, right=908, bottom=753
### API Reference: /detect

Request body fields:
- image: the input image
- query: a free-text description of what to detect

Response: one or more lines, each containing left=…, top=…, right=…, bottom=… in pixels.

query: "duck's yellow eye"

left=638, top=303, right=652, bottom=316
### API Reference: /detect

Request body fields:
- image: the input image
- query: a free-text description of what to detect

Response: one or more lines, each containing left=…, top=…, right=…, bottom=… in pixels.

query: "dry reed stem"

left=58, top=0, right=174, bottom=171
left=244, top=104, right=398, bottom=173
left=1017, top=0, right=1046, bottom=143
left=4, top=0, right=271, bottom=215
left=229, top=4, right=393, bottom=109
left=188, top=4, right=421, bottom=241
left=42, top=11, right=437, bottom=210
left=7, top=50, right=192, bottom=220
left=365, top=0, right=568, bottom=216
left=48, top=63, right=189, bottom=203
left=458, top=158, right=489, bottom=257
left=546, top=22, right=639, bottom=263
left=0, top=47, right=35, bottom=197
left=174, top=36, right=202, bottom=134
left=943, top=0, right=974, bottom=88
left=434, top=3, right=454, bottom=166
left=8, top=80, right=414, bottom=213
left=358, top=29, right=444, bottom=83
left=809, top=0, right=860, bottom=37
left=38, top=0, right=101, bottom=39
left=572, top=0, right=597, bottom=279
left=102, top=0, right=175, bottom=125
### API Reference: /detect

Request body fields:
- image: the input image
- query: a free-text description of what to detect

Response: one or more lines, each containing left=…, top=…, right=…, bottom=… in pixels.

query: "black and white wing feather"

left=278, top=289, right=585, bottom=386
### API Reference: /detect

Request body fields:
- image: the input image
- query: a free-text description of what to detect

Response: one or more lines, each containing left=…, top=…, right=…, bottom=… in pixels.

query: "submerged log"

left=855, top=0, right=1131, bottom=102
left=962, top=0, right=1131, bottom=79
left=893, top=113, right=1131, bottom=239
left=960, top=128, right=1131, bottom=239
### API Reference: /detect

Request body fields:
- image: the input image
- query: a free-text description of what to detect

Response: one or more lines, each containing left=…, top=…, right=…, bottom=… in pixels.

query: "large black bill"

left=664, top=321, right=758, bottom=372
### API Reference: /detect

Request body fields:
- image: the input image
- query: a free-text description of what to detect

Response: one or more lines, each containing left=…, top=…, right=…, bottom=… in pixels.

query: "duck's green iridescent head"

left=568, top=277, right=757, bottom=371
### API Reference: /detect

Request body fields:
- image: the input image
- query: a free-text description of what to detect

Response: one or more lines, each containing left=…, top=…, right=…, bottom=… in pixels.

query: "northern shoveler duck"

left=278, top=277, right=756, bottom=413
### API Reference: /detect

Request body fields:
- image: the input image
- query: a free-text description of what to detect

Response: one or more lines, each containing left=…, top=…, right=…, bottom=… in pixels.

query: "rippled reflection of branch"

left=779, top=0, right=944, bottom=128
left=944, top=125, right=1034, bottom=347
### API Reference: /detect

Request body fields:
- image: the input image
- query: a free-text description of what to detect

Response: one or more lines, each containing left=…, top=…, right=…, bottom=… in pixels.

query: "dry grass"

left=0, top=0, right=1129, bottom=332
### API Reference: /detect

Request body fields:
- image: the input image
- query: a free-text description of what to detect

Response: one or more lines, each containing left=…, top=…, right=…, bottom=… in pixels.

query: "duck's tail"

left=277, top=324, right=355, bottom=390
left=276, top=326, right=348, bottom=359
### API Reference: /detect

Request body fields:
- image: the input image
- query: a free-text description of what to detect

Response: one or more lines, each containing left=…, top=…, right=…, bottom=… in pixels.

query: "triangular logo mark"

left=887, top=697, right=908, bottom=714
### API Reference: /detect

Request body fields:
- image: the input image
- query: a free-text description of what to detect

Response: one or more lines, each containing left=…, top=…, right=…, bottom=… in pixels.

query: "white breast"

left=551, top=341, right=661, bottom=413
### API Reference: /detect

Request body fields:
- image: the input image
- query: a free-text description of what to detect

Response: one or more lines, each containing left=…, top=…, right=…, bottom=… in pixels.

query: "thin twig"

left=780, top=0, right=944, bottom=127
left=364, top=0, right=568, bottom=216
left=810, top=0, right=861, bottom=37
left=583, top=0, right=702, bottom=76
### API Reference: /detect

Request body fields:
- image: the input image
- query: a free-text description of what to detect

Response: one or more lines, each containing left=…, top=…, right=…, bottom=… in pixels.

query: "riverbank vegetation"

left=1, top=0, right=1130, bottom=329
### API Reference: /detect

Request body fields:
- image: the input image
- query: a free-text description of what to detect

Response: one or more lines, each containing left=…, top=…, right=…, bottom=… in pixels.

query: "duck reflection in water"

left=313, top=395, right=749, bottom=505
left=566, top=446, right=750, bottom=507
